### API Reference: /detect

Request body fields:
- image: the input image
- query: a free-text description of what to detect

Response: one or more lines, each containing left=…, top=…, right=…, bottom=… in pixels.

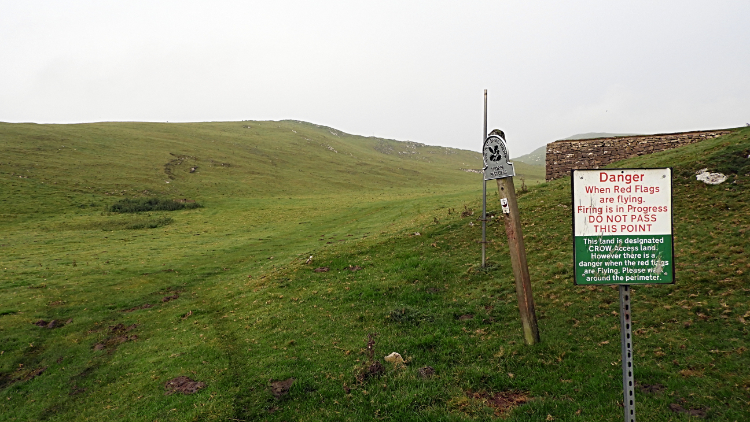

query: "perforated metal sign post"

left=572, top=168, right=675, bottom=422
left=620, top=285, right=635, bottom=422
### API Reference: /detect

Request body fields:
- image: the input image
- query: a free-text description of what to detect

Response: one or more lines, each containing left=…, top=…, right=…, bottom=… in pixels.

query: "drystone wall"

left=545, top=129, right=731, bottom=181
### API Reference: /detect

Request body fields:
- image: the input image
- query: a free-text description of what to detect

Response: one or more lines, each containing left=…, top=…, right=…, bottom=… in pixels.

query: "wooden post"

left=496, top=177, right=540, bottom=345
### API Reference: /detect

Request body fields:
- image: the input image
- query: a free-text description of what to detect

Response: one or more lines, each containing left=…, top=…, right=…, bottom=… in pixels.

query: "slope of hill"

left=512, top=145, right=546, bottom=166
left=512, top=135, right=644, bottom=172
left=0, top=120, right=483, bottom=205
left=0, top=122, right=748, bottom=421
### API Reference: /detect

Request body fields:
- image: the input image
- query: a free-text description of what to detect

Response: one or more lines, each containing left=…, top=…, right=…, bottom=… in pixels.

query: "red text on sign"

left=599, top=173, right=644, bottom=184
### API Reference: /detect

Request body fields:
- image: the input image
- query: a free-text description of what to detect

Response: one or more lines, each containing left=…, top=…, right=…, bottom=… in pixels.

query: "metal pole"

left=620, top=285, right=636, bottom=422
left=482, top=89, right=488, bottom=267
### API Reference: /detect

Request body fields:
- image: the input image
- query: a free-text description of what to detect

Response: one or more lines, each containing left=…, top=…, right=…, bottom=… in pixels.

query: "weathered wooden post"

left=483, top=129, right=540, bottom=345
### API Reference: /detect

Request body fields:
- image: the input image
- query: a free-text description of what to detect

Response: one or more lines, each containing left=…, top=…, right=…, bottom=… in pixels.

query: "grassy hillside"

left=506, top=161, right=545, bottom=187
left=0, top=122, right=748, bottom=421
left=512, top=145, right=546, bottom=168
left=0, top=120, right=483, bottom=203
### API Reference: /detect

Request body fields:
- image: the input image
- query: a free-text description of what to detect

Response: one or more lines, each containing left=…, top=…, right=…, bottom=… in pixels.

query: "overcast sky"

left=2, top=1, right=749, bottom=155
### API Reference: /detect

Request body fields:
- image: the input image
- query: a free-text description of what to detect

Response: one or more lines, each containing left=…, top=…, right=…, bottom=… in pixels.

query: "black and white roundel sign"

left=482, top=133, right=515, bottom=181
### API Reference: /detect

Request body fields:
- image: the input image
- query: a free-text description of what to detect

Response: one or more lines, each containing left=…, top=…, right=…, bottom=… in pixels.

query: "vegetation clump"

left=705, top=143, right=750, bottom=176
left=355, top=333, right=385, bottom=383
left=387, top=306, right=433, bottom=325
left=109, top=197, right=202, bottom=213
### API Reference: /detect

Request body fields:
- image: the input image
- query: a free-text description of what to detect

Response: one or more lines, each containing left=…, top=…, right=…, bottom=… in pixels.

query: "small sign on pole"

left=572, top=167, right=675, bottom=422
left=483, top=132, right=515, bottom=181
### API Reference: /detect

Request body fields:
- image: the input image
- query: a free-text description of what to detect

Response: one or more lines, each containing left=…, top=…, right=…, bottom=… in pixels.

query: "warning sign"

left=572, top=168, right=674, bottom=285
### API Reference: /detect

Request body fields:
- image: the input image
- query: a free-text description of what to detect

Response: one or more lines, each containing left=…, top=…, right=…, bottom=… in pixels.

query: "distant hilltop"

left=513, top=145, right=546, bottom=166
left=513, top=133, right=641, bottom=167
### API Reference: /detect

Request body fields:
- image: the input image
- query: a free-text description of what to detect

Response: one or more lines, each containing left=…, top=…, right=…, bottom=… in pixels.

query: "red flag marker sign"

left=572, top=168, right=674, bottom=285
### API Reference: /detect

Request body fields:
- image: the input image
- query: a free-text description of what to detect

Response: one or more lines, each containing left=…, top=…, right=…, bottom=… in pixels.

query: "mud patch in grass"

left=356, top=362, right=385, bottom=383
left=269, top=377, right=295, bottom=398
left=355, top=333, right=386, bottom=383
left=122, top=303, right=153, bottom=312
left=452, top=390, right=530, bottom=417
left=33, top=319, right=71, bottom=329
left=418, top=366, right=435, bottom=378
left=162, top=293, right=179, bottom=303
left=92, top=324, right=138, bottom=352
left=637, top=382, right=666, bottom=394
left=69, top=385, right=87, bottom=396
left=164, top=376, right=206, bottom=395
left=0, top=366, right=48, bottom=390
left=669, top=402, right=708, bottom=418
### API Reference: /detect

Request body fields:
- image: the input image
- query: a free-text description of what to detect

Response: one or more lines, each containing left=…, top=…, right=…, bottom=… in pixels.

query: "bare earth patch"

left=162, top=293, right=179, bottom=303
left=122, top=303, right=153, bottom=312
left=356, top=362, right=385, bottom=383
left=669, top=403, right=708, bottom=418
left=637, top=382, right=666, bottom=394
left=468, top=390, right=530, bottom=416
left=93, top=323, right=138, bottom=352
left=418, top=366, right=435, bottom=378
left=269, top=377, right=295, bottom=398
left=33, top=319, right=71, bottom=329
left=164, top=376, right=206, bottom=395
left=0, top=366, right=47, bottom=389
left=69, top=384, right=86, bottom=396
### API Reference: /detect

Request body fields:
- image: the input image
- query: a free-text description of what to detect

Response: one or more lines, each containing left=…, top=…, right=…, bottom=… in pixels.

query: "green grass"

left=0, top=121, right=748, bottom=421
left=512, top=145, right=547, bottom=167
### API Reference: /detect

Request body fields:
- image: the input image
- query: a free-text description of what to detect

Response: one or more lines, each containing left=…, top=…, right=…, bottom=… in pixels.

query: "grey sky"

left=2, top=1, right=749, bottom=155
